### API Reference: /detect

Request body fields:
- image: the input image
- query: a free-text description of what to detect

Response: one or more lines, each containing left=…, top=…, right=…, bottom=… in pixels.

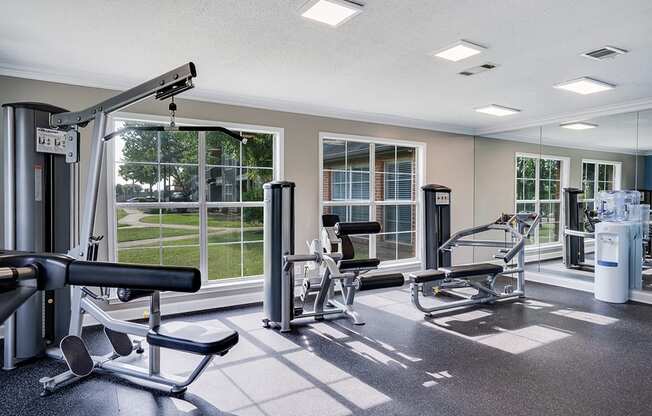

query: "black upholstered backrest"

left=322, top=214, right=355, bottom=260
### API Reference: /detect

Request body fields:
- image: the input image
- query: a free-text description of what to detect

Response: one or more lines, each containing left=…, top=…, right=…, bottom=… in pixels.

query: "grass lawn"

left=117, top=227, right=196, bottom=243
left=117, top=242, right=263, bottom=280
left=140, top=213, right=262, bottom=228
left=117, top=208, right=128, bottom=221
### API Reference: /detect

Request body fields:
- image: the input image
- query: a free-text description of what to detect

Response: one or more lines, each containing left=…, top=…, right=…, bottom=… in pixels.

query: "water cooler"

left=594, top=190, right=647, bottom=303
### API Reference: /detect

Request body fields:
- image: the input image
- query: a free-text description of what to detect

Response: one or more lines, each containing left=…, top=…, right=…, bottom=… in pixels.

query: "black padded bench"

left=339, top=258, right=381, bottom=271
left=409, top=263, right=503, bottom=284
left=439, top=263, right=503, bottom=279
left=147, top=323, right=239, bottom=356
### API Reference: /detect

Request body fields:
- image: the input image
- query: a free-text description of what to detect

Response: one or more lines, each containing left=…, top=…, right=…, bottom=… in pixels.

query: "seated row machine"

left=262, top=181, right=404, bottom=332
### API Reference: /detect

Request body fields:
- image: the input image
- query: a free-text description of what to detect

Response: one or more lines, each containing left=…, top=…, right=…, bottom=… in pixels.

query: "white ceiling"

left=1, top=0, right=652, bottom=136
left=486, top=109, right=652, bottom=154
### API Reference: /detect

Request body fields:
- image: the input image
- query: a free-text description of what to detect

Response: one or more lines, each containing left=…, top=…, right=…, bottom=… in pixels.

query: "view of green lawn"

left=117, top=227, right=196, bottom=242
left=117, top=242, right=263, bottom=279
left=139, top=213, right=259, bottom=228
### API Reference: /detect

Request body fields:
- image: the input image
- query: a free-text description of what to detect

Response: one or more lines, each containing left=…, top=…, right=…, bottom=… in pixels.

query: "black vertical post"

left=423, top=184, right=451, bottom=269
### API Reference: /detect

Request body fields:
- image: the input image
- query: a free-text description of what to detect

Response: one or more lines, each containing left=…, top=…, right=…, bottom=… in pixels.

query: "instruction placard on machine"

left=435, top=192, right=450, bottom=205
left=36, top=128, right=67, bottom=155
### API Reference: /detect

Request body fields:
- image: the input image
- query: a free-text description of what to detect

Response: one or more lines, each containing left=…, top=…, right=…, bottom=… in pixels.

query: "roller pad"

left=409, top=270, right=446, bottom=284
left=117, top=288, right=155, bottom=302
left=358, top=273, right=405, bottom=291
left=335, top=222, right=381, bottom=236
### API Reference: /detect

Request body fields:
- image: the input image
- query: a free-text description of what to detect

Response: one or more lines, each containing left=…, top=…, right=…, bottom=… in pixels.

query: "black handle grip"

left=117, top=288, right=157, bottom=302
left=68, top=261, right=201, bottom=293
left=335, top=221, right=381, bottom=236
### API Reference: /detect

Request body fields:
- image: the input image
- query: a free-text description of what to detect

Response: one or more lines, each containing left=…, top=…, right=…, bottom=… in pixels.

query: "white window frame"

left=106, top=112, right=284, bottom=288
left=319, top=132, right=426, bottom=268
left=580, top=159, right=622, bottom=208
left=514, top=152, right=570, bottom=247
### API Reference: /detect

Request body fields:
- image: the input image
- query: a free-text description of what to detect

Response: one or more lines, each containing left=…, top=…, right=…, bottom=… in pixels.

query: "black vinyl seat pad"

left=338, top=258, right=381, bottom=270
left=147, top=321, right=239, bottom=355
left=439, top=263, right=504, bottom=279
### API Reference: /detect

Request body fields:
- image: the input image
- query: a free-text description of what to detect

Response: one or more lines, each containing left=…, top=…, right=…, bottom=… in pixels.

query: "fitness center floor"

left=2, top=280, right=652, bottom=416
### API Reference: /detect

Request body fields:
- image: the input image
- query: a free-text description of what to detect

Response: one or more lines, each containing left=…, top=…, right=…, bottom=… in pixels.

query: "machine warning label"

left=435, top=192, right=450, bottom=205
left=36, top=127, right=67, bottom=155
left=34, top=165, right=43, bottom=202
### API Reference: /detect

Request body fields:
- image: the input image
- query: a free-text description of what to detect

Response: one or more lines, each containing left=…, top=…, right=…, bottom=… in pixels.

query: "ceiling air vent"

left=458, top=63, right=498, bottom=76
left=581, top=46, right=628, bottom=61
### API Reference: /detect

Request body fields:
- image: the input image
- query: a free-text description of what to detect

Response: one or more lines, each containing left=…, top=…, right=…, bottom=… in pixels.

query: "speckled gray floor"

left=2, top=277, right=652, bottom=416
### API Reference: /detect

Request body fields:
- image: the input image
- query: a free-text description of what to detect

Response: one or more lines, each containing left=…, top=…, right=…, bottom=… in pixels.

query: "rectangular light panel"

left=475, top=104, right=521, bottom=117
left=300, top=0, right=363, bottom=27
left=560, top=122, right=598, bottom=130
left=433, top=40, right=486, bottom=62
left=554, top=77, right=615, bottom=95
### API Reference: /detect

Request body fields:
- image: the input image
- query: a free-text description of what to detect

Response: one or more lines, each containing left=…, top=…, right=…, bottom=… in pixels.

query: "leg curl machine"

left=262, top=181, right=404, bottom=332
left=0, top=252, right=238, bottom=395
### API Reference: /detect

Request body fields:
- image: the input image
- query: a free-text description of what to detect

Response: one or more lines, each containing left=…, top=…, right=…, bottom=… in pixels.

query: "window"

left=581, top=160, right=621, bottom=211
left=321, top=135, right=422, bottom=264
left=109, top=116, right=280, bottom=283
left=515, top=154, right=568, bottom=245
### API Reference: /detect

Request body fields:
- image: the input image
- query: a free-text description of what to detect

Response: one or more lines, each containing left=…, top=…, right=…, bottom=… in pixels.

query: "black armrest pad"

left=68, top=261, right=201, bottom=293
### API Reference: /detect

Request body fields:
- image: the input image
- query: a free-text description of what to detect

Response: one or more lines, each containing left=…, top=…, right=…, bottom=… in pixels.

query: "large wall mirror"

left=473, top=109, right=652, bottom=295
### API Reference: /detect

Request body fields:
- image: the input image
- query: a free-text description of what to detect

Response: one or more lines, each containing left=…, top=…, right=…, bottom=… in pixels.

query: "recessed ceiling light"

left=560, top=122, right=598, bottom=130
left=300, top=0, right=363, bottom=27
left=553, top=77, right=615, bottom=95
left=475, top=104, right=521, bottom=117
left=432, top=40, right=486, bottom=62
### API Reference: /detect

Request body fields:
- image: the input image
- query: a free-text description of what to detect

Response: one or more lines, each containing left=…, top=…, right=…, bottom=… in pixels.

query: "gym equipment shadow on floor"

left=2, top=279, right=652, bottom=416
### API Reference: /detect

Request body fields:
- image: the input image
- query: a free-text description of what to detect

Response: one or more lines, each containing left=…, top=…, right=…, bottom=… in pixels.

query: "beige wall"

left=0, top=75, right=475, bottom=263
left=1, top=74, right=643, bottom=267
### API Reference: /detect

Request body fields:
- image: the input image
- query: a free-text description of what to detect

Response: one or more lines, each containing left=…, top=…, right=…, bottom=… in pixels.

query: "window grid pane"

left=114, top=120, right=274, bottom=282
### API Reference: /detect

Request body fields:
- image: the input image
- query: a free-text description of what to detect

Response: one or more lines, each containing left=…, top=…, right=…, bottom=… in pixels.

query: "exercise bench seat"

left=147, top=322, right=239, bottom=356
left=409, top=269, right=446, bottom=284
left=338, top=258, right=381, bottom=270
left=439, top=263, right=503, bottom=279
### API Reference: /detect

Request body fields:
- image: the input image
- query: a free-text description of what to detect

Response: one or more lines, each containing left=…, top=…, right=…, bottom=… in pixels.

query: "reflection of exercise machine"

left=262, top=181, right=404, bottom=332
left=563, top=187, right=598, bottom=271
left=0, top=252, right=238, bottom=395
left=409, top=212, right=539, bottom=316
left=3, top=63, right=244, bottom=394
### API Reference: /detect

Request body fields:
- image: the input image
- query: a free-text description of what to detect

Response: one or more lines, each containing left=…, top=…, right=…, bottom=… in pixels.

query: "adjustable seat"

left=147, top=322, right=239, bottom=356
left=439, top=263, right=503, bottom=279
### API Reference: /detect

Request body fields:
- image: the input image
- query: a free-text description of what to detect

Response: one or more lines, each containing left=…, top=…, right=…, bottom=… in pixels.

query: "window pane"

left=160, top=131, right=198, bottom=164
left=162, top=246, right=200, bottom=268
left=161, top=165, right=198, bottom=202
left=243, top=207, right=264, bottom=242
left=598, top=164, right=607, bottom=181
left=350, top=205, right=369, bottom=222
left=208, top=243, right=241, bottom=280
left=517, top=179, right=536, bottom=201
left=604, top=164, right=614, bottom=182
left=242, top=168, right=273, bottom=202
left=118, top=247, right=160, bottom=265
left=375, top=144, right=395, bottom=173
left=160, top=208, right=199, bottom=241
left=517, top=157, right=536, bottom=179
left=539, top=202, right=561, bottom=244
left=323, top=139, right=346, bottom=170
left=323, top=205, right=348, bottom=221
left=324, top=170, right=348, bottom=201
left=377, top=205, right=397, bottom=233
left=243, top=242, right=264, bottom=276
left=396, top=147, right=416, bottom=175
left=583, top=163, right=595, bottom=181
left=117, top=207, right=164, bottom=247
left=242, top=133, right=273, bottom=168
left=206, top=131, right=240, bottom=166
left=207, top=208, right=241, bottom=244
left=397, top=231, right=416, bottom=260
left=116, top=163, right=159, bottom=202
left=396, top=205, right=415, bottom=233
left=583, top=181, right=595, bottom=199
left=376, top=173, right=394, bottom=200
left=517, top=202, right=535, bottom=213
left=376, top=234, right=396, bottom=262
left=116, top=128, right=158, bottom=163
left=206, top=166, right=240, bottom=202
left=396, top=174, right=414, bottom=200
left=347, top=141, right=369, bottom=171
left=349, top=171, right=369, bottom=200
